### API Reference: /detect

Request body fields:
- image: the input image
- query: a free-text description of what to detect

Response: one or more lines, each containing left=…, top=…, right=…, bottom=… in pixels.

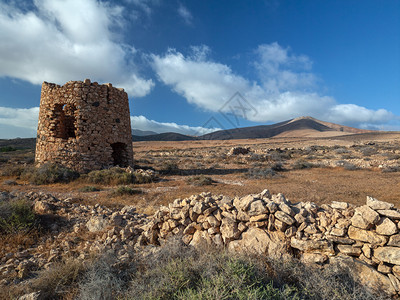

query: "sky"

left=0, top=0, right=399, bottom=138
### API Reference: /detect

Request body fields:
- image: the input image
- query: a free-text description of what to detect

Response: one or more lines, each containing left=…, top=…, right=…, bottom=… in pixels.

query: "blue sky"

left=0, top=0, right=399, bottom=138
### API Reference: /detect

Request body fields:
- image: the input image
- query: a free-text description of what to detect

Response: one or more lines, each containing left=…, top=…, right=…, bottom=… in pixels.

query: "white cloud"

left=131, top=115, right=220, bottom=136
left=0, top=107, right=39, bottom=138
left=178, top=4, right=193, bottom=24
left=0, top=107, right=220, bottom=138
left=151, top=43, right=397, bottom=128
left=0, top=0, right=154, bottom=97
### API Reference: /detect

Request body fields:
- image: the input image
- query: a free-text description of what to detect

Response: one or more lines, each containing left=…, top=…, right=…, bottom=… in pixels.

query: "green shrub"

left=1, top=164, right=27, bottom=176
left=83, top=167, right=134, bottom=185
left=160, top=161, right=180, bottom=174
left=21, top=163, right=79, bottom=185
left=186, top=175, right=214, bottom=186
left=246, top=168, right=281, bottom=179
left=111, top=186, right=141, bottom=196
left=0, top=146, right=17, bottom=152
left=0, top=198, right=37, bottom=233
left=79, top=186, right=101, bottom=192
left=292, top=159, right=317, bottom=170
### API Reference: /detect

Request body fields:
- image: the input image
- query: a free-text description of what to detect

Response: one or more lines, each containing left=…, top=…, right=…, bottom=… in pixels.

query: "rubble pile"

left=3, top=189, right=400, bottom=296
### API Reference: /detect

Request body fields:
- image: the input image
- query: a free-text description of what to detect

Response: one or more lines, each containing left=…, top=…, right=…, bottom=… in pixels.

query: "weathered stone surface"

left=279, top=203, right=295, bottom=216
left=86, top=216, right=108, bottom=232
left=330, top=256, right=396, bottom=296
left=233, top=195, right=256, bottom=211
left=388, top=234, right=400, bottom=247
left=348, top=225, right=387, bottom=246
left=193, top=202, right=206, bottom=215
left=330, top=227, right=346, bottom=237
left=290, top=237, right=334, bottom=254
left=265, top=201, right=278, bottom=213
left=220, top=217, right=240, bottom=241
left=275, top=211, right=295, bottom=226
left=301, top=253, right=328, bottom=264
left=377, top=209, right=400, bottom=220
left=337, top=244, right=362, bottom=256
left=249, top=214, right=268, bottom=222
left=190, top=231, right=213, bottom=248
left=325, top=235, right=355, bottom=245
left=247, top=200, right=267, bottom=216
left=18, top=292, right=41, bottom=300
left=351, top=205, right=380, bottom=229
left=367, top=196, right=394, bottom=211
left=377, top=262, right=392, bottom=274
left=331, top=201, right=349, bottom=210
left=388, top=274, right=400, bottom=292
left=34, top=201, right=54, bottom=214
left=35, top=80, right=133, bottom=172
left=228, top=228, right=290, bottom=259
left=374, top=247, right=400, bottom=265
left=376, top=217, right=398, bottom=236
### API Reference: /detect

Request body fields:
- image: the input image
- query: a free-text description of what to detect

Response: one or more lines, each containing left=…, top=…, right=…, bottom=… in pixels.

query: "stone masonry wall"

left=139, top=190, right=400, bottom=296
left=35, top=79, right=133, bottom=172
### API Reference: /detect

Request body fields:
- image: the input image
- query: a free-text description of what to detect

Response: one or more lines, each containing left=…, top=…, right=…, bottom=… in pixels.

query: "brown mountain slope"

left=132, top=116, right=374, bottom=141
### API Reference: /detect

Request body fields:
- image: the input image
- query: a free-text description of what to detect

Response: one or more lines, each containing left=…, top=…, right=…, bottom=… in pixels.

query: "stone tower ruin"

left=35, top=79, right=134, bottom=172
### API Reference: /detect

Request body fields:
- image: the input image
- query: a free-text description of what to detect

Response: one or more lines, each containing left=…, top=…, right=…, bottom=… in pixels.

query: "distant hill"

left=132, top=116, right=372, bottom=141
left=132, top=129, right=158, bottom=136
left=0, top=138, right=36, bottom=149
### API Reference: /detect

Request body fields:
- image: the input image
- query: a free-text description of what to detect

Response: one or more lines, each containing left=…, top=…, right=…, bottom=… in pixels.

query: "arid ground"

left=2, top=132, right=400, bottom=213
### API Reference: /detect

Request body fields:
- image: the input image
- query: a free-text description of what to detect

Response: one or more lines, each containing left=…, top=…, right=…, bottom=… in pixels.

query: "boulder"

left=290, top=237, right=334, bottom=254
left=233, top=195, right=256, bottom=211
left=388, top=233, right=400, bottom=247
left=228, top=228, right=290, bottom=259
left=247, top=200, right=267, bottom=216
left=301, top=253, right=328, bottom=264
left=189, top=230, right=213, bottom=248
left=275, top=211, right=295, bottom=226
left=376, top=217, right=398, bottom=236
left=377, top=209, right=400, bottom=220
left=86, top=216, right=109, bottom=232
left=351, top=205, right=380, bottom=229
left=366, top=196, right=394, bottom=210
left=331, top=201, right=349, bottom=210
left=347, top=226, right=387, bottom=246
left=220, top=217, right=240, bottom=242
left=374, top=247, right=400, bottom=265
left=329, top=256, right=396, bottom=296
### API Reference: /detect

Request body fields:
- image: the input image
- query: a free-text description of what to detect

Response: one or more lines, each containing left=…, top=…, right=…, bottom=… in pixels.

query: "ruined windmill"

left=35, top=79, right=133, bottom=172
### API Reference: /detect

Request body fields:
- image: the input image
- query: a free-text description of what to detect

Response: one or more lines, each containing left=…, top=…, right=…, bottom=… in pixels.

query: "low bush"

left=382, top=165, right=400, bottom=173
left=246, top=168, right=281, bottom=179
left=335, top=160, right=359, bottom=171
left=186, top=175, right=214, bottom=186
left=79, top=186, right=101, bottom=192
left=0, top=146, right=17, bottom=152
left=292, top=159, right=317, bottom=170
left=21, top=163, right=79, bottom=185
left=160, top=161, right=180, bottom=175
left=359, top=146, right=377, bottom=156
left=29, top=257, right=86, bottom=299
left=0, top=198, right=37, bottom=233
left=111, top=186, right=141, bottom=196
left=1, top=164, right=26, bottom=176
left=83, top=167, right=134, bottom=185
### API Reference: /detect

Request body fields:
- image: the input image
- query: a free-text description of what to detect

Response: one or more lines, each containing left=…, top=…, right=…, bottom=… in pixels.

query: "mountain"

left=132, top=116, right=372, bottom=141
left=132, top=129, right=158, bottom=136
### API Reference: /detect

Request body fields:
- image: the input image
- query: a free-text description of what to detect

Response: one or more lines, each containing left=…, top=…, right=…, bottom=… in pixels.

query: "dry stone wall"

left=139, top=190, right=400, bottom=296
left=35, top=79, right=133, bottom=172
